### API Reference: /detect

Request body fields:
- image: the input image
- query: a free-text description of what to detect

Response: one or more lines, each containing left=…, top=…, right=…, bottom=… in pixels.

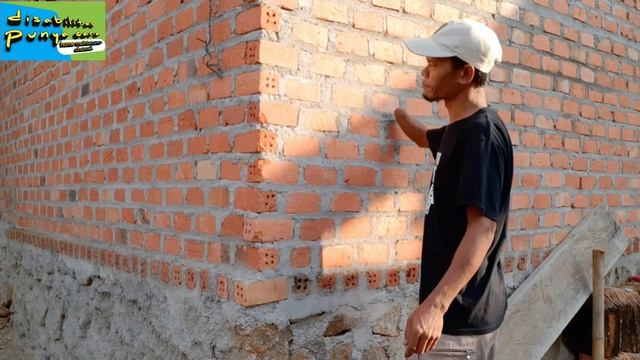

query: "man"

left=395, top=19, right=513, bottom=360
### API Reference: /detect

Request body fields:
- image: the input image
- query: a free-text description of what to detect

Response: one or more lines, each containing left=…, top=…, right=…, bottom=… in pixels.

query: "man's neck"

left=444, top=87, right=488, bottom=124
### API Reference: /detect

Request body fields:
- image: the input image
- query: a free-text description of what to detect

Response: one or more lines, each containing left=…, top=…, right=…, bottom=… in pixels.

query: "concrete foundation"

left=0, top=229, right=421, bottom=359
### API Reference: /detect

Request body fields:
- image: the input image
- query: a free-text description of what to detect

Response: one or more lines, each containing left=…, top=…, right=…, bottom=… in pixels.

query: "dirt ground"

left=0, top=320, right=35, bottom=360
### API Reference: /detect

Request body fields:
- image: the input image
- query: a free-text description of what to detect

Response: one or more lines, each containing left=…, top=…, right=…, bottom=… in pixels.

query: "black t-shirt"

left=419, top=106, right=513, bottom=335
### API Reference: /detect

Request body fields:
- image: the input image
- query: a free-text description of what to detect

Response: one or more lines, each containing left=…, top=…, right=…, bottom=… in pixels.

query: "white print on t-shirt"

left=426, top=152, right=441, bottom=215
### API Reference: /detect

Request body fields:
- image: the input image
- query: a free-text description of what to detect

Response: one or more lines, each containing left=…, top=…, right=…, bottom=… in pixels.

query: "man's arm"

left=394, top=108, right=429, bottom=148
left=424, top=206, right=496, bottom=313
left=404, top=206, right=496, bottom=356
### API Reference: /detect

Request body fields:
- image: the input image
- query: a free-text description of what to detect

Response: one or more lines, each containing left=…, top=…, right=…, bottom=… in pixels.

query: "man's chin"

left=422, top=94, right=438, bottom=102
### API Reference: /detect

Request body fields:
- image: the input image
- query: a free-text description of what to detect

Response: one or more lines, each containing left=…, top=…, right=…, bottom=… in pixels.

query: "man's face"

left=421, top=57, right=462, bottom=102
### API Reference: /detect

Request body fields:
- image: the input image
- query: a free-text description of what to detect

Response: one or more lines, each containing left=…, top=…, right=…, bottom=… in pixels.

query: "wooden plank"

left=593, top=249, right=605, bottom=360
left=496, top=206, right=629, bottom=360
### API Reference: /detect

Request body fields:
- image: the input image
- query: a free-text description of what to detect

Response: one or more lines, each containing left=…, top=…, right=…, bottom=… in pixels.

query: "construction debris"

left=565, top=283, right=640, bottom=359
left=604, top=285, right=640, bottom=357
left=609, top=353, right=640, bottom=360
left=0, top=283, right=13, bottom=330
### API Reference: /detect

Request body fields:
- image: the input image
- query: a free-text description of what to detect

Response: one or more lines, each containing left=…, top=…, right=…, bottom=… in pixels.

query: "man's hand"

left=394, top=107, right=429, bottom=148
left=403, top=300, right=445, bottom=358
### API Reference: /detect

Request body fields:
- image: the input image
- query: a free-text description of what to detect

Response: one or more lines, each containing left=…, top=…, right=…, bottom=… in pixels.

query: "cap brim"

left=404, top=38, right=456, bottom=58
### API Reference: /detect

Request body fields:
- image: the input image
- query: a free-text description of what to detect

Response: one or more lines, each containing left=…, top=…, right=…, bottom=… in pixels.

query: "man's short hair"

left=450, top=56, right=488, bottom=88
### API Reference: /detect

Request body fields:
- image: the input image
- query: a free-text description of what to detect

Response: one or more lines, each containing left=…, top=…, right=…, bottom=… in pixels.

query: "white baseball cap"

left=405, top=19, right=502, bottom=73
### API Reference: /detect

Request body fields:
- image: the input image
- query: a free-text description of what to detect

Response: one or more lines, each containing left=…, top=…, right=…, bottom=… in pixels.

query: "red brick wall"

left=1, top=0, right=639, bottom=307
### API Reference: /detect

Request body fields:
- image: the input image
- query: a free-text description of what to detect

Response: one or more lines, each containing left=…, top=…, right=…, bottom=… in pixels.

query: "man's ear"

left=458, top=64, right=475, bottom=85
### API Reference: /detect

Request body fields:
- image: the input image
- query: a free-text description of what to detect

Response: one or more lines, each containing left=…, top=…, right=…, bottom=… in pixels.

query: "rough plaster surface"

left=0, top=232, right=420, bottom=359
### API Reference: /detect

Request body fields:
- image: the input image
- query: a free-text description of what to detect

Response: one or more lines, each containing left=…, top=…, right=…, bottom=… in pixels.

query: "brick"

left=209, top=76, right=232, bottom=100
left=185, top=240, right=205, bottom=260
left=284, top=135, right=320, bottom=157
left=544, top=212, right=562, bottom=227
left=512, top=69, right=531, bottom=87
left=304, top=166, right=337, bottom=186
left=373, top=40, right=403, bottom=64
left=248, top=159, right=298, bottom=184
left=285, top=79, right=321, bottom=102
left=311, top=54, right=346, bottom=77
left=209, top=133, right=231, bottom=154
left=257, top=40, right=299, bottom=69
left=236, top=71, right=279, bottom=96
left=212, top=20, right=232, bottom=44
left=234, top=277, right=288, bottom=307
left=523, top=11, right=540, bottom=26
left=174, top=213, right=192, bottom=232
left=355, top=64, right=385, bottom=85
left=290, top=247, right=311, bottom=269
left=532, top=35, right=551, bottom=52
left=300, top=218, right=335, bottom=240
left=359, top=243, right=388, bottom=265
left=433, top=3, right=458, bottom=22
left=499, top=2, right=519, bottom=19
left=164, top=236, right=181, bottom=256
left=234, top=129, right=277, bottom=153
left=376, top=217, right=406, bottom=237
left=354, top=11, right=384, bottom=32
left=243, top=218, right=294, bottom=242
left=166, top=188, right=184, bottom=206
left=220, top=160, right=242, bottom=181
left=478, top=0, right=497, bottom=13
left=235, top=188, right=277, bottom=213
left=148, top=0, right=166, bottom=22
left=372, top=93, right=400, bottom=113
left=331, top=193, right=361, bottom=212
left=304, top=109, right=338, bottom=132
left=335, top=32, right=368, bottom=56
left=221, top=215, right=243, bottom=238
left=286, top=192, right=321, bottom=213
left=188, top=136, right=208, bottom=155
left=326, top=138, right=358, bottom=160
left=349, top=115, right=379, bottom=137
left=387, top=122, right=411, bottom=141
left=340, top=217, right=372, bottom=239
left=399, top=146, right=426, bottom=164
left=387, top=16, right=416, bottom=38
left=532, top=74, right=552, bottom=90
left=373, top=0, right=401, bottom=10
left=553, top=0, right=569, bottom=13
left=388, top=70, right=417, bottom=90
left=321, top=245, right=353, bottom=269
left=236, top=246, right=278, bottom=271
left=292, top=22, right=328, bottom=48
left=533, top=194, right=552, bottom=208
left=345, top=166, right=376, bottom=186
left=196, top=214, right=216, bottom=235
left=313, top=0, right=348, bottom=23
left=197, top=161, right=216, bottom=180
left=503, top=89, right=522, bottom=104
left=368, top=193, right=395, bottom=211
left=332, top=86, right=365, bottom=108
left=198, top=107, right=219, bottom=129
left=382, top=168, right=409, bottom=187
left=220, top=43, right=247, bottom=70
left=405, top=0, right=430, bottom=17
left=249, top=101, right=299, bottom=127
left=399, top=192, right=423, bottom=211
left=407, top=98, right=432, bottom=116
left=236, top=5, right=280, bottom=34
left=396, top=240, right=422, bottom=260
